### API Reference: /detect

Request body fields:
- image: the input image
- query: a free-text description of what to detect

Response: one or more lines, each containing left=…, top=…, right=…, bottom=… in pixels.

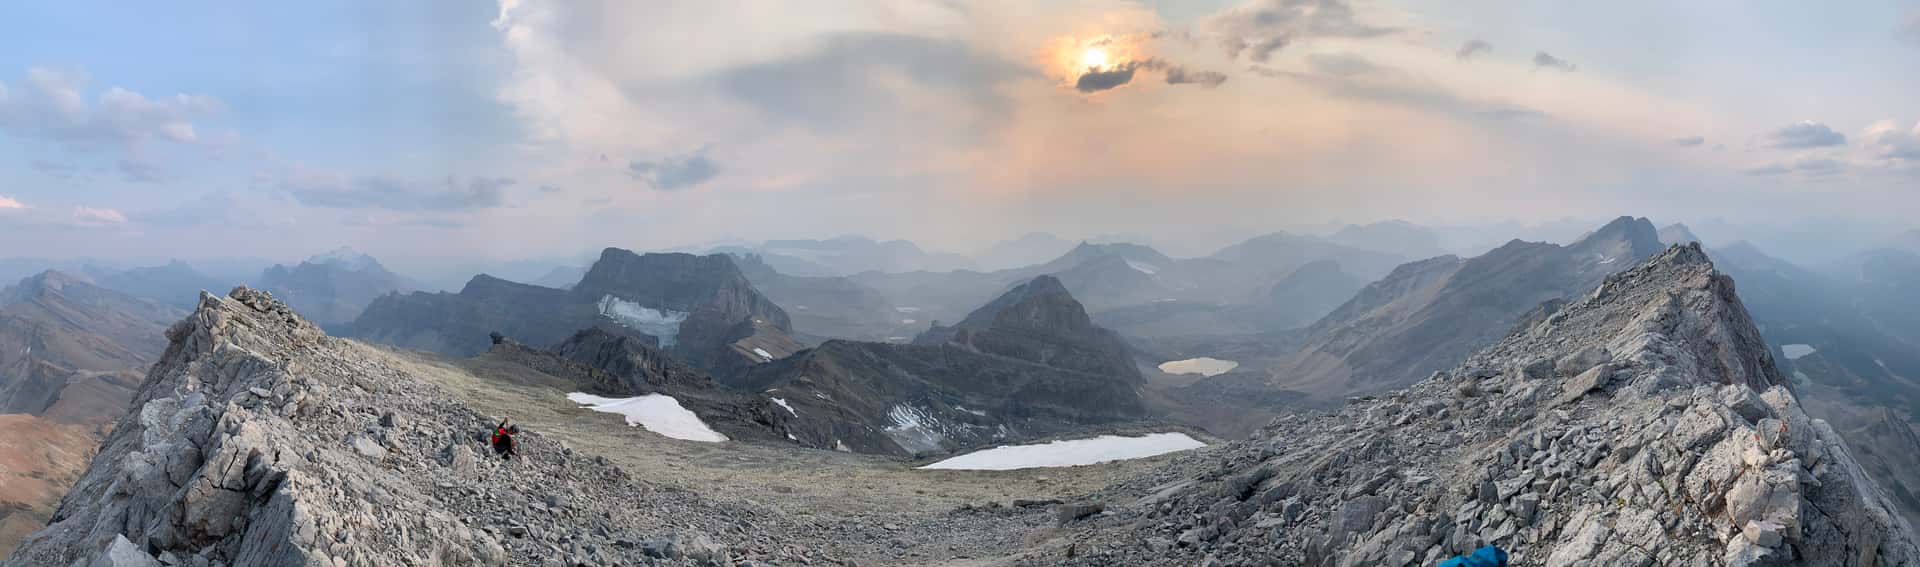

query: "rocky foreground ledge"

left=4, top=287, right=818, bottom=566
left=1043, top=243, right=1919, bottom=566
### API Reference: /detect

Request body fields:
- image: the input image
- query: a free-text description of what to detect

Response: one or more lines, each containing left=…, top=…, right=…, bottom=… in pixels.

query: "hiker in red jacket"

left=490, top=418, right=519, bottom=460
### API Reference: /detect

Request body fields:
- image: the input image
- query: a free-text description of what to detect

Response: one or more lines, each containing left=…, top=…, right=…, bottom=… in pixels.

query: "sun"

left=1081, top=47, right=1109, bottom=69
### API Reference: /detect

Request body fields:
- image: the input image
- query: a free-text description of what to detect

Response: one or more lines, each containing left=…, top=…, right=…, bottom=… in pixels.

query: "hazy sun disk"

left=1082, top=47, right=1108, bottom=69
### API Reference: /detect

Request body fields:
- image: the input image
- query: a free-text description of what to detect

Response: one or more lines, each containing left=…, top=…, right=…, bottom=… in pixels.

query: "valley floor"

left=383, top=345, right=1211, bottom=565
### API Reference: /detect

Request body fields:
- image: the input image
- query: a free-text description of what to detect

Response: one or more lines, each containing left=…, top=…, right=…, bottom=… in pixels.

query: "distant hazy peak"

left=304, top=246, right=383, bottom=271
left=1657, top=222, right=1703, bottom=247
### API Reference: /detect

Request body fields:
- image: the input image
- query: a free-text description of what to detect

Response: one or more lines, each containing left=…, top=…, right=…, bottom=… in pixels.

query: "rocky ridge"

left=1037, top=243, right=1919, bottom=566
left=2, top=287, right=840, bottom=566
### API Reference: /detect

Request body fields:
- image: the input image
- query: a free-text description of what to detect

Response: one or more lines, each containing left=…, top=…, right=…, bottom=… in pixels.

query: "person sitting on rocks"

left=490, top=418, right=520, bottom=461
left=1437, top=545, right=1507, bottom=567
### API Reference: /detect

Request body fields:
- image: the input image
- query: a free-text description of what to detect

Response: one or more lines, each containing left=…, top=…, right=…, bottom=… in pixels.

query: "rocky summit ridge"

left=1041, top=243, right=1919, bottom=566
left=3, top=287, right=830, bottom=566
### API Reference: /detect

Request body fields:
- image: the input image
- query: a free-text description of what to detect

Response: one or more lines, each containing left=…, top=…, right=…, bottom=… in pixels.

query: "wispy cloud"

left=282, top=168, right=513, bottom=211
left=1671, top=136, right=1706, bottom=147
left=629, top=149, right=721, bottom=191
left=1747, top=155, right=1844, bottom=177
left=72, top=206, right=128, bottom=225
left=1456, top=39, right=1491, bottom=60
left=0, top=195, right=25, bottom=209
left=1206, top=0, right=1397, bottom=61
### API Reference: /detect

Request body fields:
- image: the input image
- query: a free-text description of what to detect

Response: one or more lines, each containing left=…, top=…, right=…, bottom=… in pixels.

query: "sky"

left=1, top=0, right=1917, bottom=268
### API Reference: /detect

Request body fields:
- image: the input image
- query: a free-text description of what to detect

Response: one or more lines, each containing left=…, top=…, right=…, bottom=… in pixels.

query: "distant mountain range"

left=0, top=271, right=182, bottom=555
left=257, top=247, right=422, bottom=327
left=348, top=249, right=801, bottom=378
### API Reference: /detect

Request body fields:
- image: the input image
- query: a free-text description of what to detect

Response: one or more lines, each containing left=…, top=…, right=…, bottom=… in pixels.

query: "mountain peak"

left=1052, top=241, right=1919, bottom=566
left=1570, top=216, right=1664, bottom=259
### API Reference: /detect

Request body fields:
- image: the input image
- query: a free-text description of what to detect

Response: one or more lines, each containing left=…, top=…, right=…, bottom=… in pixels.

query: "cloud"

left=1308, top=52, right=1382, bottom=77
left=1206, top=0, right=1397, bottom=61
left=29, top=159, right=77, bottom=179
left=72, top=206, right=128, bottom=226
left=1767, top=121, right=1846, bottom=149
left=284, top=169, right=513, bottom=211
left=0, top=68, right=220, bottom=153
left=1863, top=120, right=1920, bottom=161
left=629, top=150, right=720, bottom=191
left=1456, top=39, right=1492, bottom=60
left=1079, top=58, right=1228, bottom=92
left=1903, top=14, right=1920, bottom=45
left=1076, top=64, right=1141, bottom=93
left=538, top=185, right=564, bottom=193
left=1247, top=37, right=1290, bottom=63
left=1165, top=67, right=1229, bottom=88
left=1671, top=136, right=1706, bottom=147
left=117, top=158, right=166, bottom=183
left=1532, top=52, right=1576, bottom=71
left=1250, top=54, right=1547, bottom=123
left=0, top=195, right=24, bottom=209
left=717, top=33, right=1029, bottom=132
left=1747, top=155, right=1844, bottom=177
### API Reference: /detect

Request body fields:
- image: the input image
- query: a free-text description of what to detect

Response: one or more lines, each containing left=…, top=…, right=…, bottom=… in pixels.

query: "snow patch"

left=1781, top=344, right=1816, bottom=360
left=567, top=392, right=728, bottom=442
left=771, top=397, right=797, bottom=417
left=1125, top=259, right=1160, bottom=275
left=895, top=307, right=921, bottom=313
left=921, top=433, right=1206, bottom=471
left=1158, top=357, right=1239, bottom=377
left=956, top=406, right=988, bottom=417
left=596, top=296, right=690, bottom=347
left=901, top=319, right=917, bottom=324
left=752, top=347, right=774, bottom=361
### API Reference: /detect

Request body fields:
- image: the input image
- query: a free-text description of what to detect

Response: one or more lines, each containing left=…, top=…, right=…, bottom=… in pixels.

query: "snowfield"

left=753, top=347, right=774, bottom=361
left=771, top=397, right=798, bottom=416
left=567, top=392, right=729, bottom=442
left=1125, top=259, right=1160, bottom=275
left=596, top=296, right=691, bottom=347
left=1158, top=357, right=1239, bottom=377
left=1781, top=344, right=1816, bottom=360
left=921, top=433, right=1205, bottom=470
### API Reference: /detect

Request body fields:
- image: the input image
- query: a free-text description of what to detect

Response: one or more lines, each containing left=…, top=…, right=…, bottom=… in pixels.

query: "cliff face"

left=1045, top=244, right=1920, bottom=566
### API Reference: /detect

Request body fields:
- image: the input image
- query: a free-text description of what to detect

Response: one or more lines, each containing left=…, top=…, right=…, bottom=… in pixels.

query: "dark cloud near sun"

left=1457, top=40, right=1492, bottom=60
left=629, top=150, right=720, bottom=191
left=1767, top=121, right=1847, bottom=149
left=1079, top=59, right=1229, bottom=93
left=1206, top=0, right=1397, bottom=61
left=286, top=173, right=513, bottom=211
left=1076, top=63, right=1139, bottom=93
left=1532, top=52, right=1576, bottom=71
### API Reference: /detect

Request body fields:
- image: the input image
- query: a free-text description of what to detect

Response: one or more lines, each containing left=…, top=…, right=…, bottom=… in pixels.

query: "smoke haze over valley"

left=4, top=2, right=1920, bottom=566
